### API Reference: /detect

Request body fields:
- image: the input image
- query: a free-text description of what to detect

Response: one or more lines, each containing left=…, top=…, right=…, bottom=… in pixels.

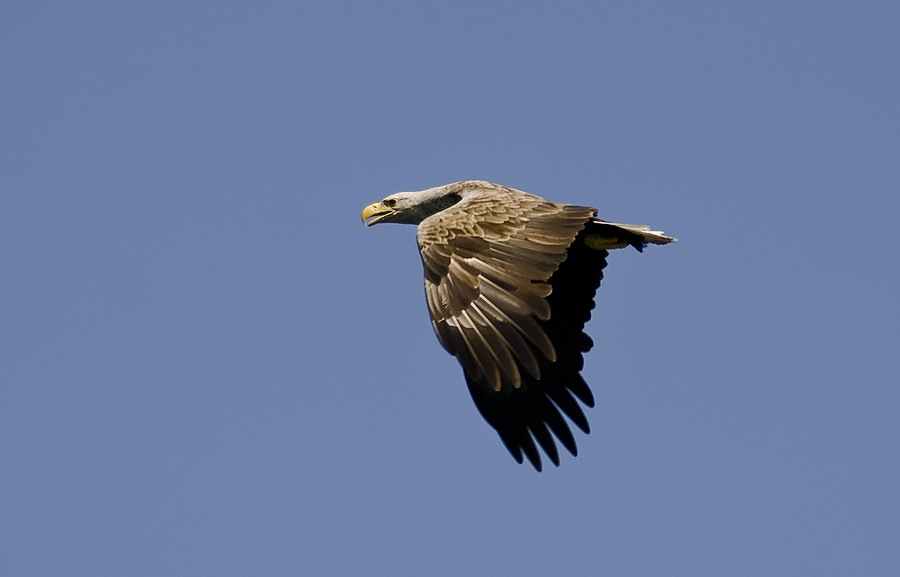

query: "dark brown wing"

left=418, top=191, right=602, bottom=470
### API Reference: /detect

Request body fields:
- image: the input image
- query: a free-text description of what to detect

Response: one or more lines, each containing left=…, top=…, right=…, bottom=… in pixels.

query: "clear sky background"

left=2, top=2, right=898, bottom=575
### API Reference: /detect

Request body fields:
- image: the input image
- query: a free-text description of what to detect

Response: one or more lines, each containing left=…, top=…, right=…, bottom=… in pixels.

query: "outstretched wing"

left=418, top=190, right=602, bottom=470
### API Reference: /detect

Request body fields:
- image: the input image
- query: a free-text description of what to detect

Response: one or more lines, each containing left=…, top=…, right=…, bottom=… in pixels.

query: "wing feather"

left=464, top=302, right=521, bottom=388
left=471, top=291, right=540, bottom=381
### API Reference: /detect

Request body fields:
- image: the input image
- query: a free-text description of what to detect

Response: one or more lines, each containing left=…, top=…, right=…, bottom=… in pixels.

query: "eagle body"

left=362, top=180, right=674, bottom=470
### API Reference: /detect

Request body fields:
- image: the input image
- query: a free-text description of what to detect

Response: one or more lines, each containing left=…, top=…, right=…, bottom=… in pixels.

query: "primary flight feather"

left=361, top=180, right=675, bottom=471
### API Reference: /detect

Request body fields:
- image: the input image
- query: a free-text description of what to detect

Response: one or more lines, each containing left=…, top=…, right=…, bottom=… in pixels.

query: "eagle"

left=361, top=180, right=675, bottom=470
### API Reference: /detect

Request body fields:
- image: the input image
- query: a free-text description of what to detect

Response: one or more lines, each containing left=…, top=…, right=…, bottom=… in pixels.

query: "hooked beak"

left=361, top=202, right=394, bottom=226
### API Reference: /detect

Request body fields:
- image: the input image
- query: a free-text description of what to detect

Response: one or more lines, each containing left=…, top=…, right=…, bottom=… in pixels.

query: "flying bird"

left=361, top=180, right=675, bottom=470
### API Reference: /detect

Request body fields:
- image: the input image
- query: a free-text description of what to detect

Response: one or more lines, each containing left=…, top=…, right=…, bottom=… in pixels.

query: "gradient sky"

left=2, top=2, right=899, bottom=575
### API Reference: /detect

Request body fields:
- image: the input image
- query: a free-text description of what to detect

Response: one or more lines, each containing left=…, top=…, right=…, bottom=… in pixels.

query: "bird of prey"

left=361, top=180, right=675, bottom=470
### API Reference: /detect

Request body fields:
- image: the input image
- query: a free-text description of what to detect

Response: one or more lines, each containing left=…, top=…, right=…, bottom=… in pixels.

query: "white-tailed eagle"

left=362, top=180, right=675, bottom=470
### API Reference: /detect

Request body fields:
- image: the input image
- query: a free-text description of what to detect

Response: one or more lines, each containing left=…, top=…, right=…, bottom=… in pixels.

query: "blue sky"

left=2, top=1, right=898, bottom=575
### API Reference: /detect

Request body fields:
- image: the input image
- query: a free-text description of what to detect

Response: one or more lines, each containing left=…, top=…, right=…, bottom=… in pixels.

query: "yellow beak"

left=361, top=202, right=393, bottom=226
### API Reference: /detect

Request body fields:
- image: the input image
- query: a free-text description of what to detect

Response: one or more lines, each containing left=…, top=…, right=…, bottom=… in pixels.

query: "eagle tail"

left=581, top=220, right=677, bottom=252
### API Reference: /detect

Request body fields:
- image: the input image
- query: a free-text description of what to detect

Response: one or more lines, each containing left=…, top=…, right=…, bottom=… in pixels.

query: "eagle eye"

left=383, top=198, right=397, bottom=208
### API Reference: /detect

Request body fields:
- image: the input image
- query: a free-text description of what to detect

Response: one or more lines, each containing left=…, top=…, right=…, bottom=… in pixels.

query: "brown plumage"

left=362, top=180, right=675, bottom=470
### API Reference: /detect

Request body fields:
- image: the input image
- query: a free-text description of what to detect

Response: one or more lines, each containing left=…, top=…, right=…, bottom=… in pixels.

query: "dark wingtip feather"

left=520, top=436, right=542, bottom=472
left=530, top=422, right=560, bottom=467
left=567, top=374, right=595, bottom=407
left=547, top=388, right=591, bottom=434
left=543, top=402, right=578, bottom=457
